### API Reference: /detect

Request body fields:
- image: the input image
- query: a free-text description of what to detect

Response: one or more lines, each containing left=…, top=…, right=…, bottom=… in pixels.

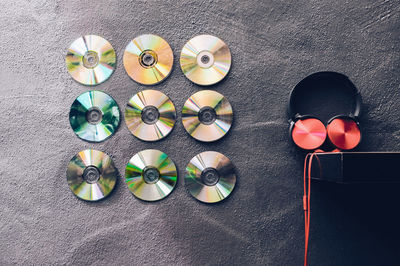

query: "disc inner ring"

left=198, top=106, right=217, bottom=125
left=196, top=51, right=214, bottom=68
left=139, top=50, right=158, bottom=68
left=86, top=107, right=103, bottom=125
left=201, top=167, right=220, bottom=186
left=82, top=50, right=100, bottom=69
left=142, top=166, right=160, bottom=184
left=83, top=165, right=101, bottom=184
left=141, top=105, right=160, bottom=125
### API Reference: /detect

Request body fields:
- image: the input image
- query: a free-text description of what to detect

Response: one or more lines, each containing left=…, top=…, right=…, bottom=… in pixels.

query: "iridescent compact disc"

left=180, top=34, right=231, bottom=86
left=123, top=34, right=173, bottom=85
left=185, top=151, right=236, bottom=203
left=125, top=90, right=176, bottom=141
left=125, top=149, right=177, bottom=201
left=69, top=90, right=120, bottom=142
left=65, top=35, right=116, bottom=85
left=182, top=90, right=233, bottom=142
left=66, top=149, right=117, bottom=201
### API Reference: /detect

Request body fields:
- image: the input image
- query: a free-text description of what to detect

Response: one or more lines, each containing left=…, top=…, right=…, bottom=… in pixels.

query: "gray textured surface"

left=1, top=0, right=400, bottom=265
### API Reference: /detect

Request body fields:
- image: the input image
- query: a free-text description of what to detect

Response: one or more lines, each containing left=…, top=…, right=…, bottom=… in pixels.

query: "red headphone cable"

left=303, top=153, right=312, bottom=266
left=303, top=149, right=340, bottom=266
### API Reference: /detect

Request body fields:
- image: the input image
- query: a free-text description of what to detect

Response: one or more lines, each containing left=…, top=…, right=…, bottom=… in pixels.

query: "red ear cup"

left=291, top=118, right=327, bottom=150
left=327, top=117, right=361, bottom=150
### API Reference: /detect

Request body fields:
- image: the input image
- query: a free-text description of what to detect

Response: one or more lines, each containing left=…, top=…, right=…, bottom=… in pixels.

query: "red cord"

left=303, top=150, right=340, bottom=266
left=303, top=153, right=312, bottom=266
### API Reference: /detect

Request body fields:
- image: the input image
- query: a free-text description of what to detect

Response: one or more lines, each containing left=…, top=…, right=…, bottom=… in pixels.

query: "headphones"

left=288, top=72, right=362, bottom=151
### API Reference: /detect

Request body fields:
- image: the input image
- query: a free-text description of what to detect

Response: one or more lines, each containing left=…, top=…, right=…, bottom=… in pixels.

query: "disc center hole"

left=86, top=107, right=103, bottom=125
left=82, top=51, right=99, bottom=69
left=201, top=167, right=220, bottom=186
left=196, top=51, right=214, bottom=68
left=83, top=166, right=101, bottom=184
left=141, top=105, right=160, bottom=125
left=198, top=106, right=216, bottom=125
left=201, top=55, right=210, bottom=64
left=140, top=50, right=157, bottom=67
left=142, top=166, right=160, bottom=184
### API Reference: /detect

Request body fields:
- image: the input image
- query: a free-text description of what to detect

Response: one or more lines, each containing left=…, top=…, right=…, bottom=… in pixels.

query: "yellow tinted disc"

left=125, top=90, right=176, bottom=141
left=123, top=34, right=173, bottom=85
left=182, top=90, right=233, bottom=142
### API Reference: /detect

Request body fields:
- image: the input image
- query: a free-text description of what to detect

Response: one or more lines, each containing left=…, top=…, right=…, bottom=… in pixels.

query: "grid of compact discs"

left=65, top=34, right=236, bottom=204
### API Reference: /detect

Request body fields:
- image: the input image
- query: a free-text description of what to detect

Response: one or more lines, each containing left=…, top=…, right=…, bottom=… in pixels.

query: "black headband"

left=288, top=71, right=362, bottom=121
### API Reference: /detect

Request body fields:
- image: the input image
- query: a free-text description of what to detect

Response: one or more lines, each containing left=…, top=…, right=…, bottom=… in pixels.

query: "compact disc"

left=185, top=151, right=236, bottom=203
left=125, top=149, right=177, bottom=201
left=180, top=34, right=231, bottom=86
left=125, top=90, right=176, bottom=141
left=69, top=90, right=120, bottom=142
left=182, top=90, right=233, bottom=142
left=123, top=34, right=173, bottom=85
left=65, top=35, right=116, bottom=85
left=66, top=149, right=117, bottom=201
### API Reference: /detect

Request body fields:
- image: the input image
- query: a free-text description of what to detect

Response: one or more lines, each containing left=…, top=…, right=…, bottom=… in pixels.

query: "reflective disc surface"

left=182, top=90, right=233, bottom=142
left=123, top=34, right=173, bottom=85
left=66, top=35, right=116, bottom=85
left=69, top=90, right=120, bottom=142
left=180, top=34, right=231, bottom=86
left=66, top=149, right=117, bottom=201
left=185, top=151, right=236, bottom=203
left=125, top=90, right=176, bottom=141
left=125, top=149, right=177, bottom=201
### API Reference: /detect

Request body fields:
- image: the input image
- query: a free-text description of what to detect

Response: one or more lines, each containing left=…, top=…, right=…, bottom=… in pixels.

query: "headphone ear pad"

left=291, top=117, right=327, bottom=150
left=327, top=117, right=361, bottom=150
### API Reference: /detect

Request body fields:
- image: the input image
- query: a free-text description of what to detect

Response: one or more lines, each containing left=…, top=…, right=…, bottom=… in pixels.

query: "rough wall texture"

left=1, top=0, right=400, bottom=265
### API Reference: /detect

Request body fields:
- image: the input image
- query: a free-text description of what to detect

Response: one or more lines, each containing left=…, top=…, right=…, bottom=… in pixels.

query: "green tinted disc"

left=69, top=90, right=120, bottom=142
left=125, top=149, right=177, bottom=201
left=66, top=149, right=117, bottom=201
